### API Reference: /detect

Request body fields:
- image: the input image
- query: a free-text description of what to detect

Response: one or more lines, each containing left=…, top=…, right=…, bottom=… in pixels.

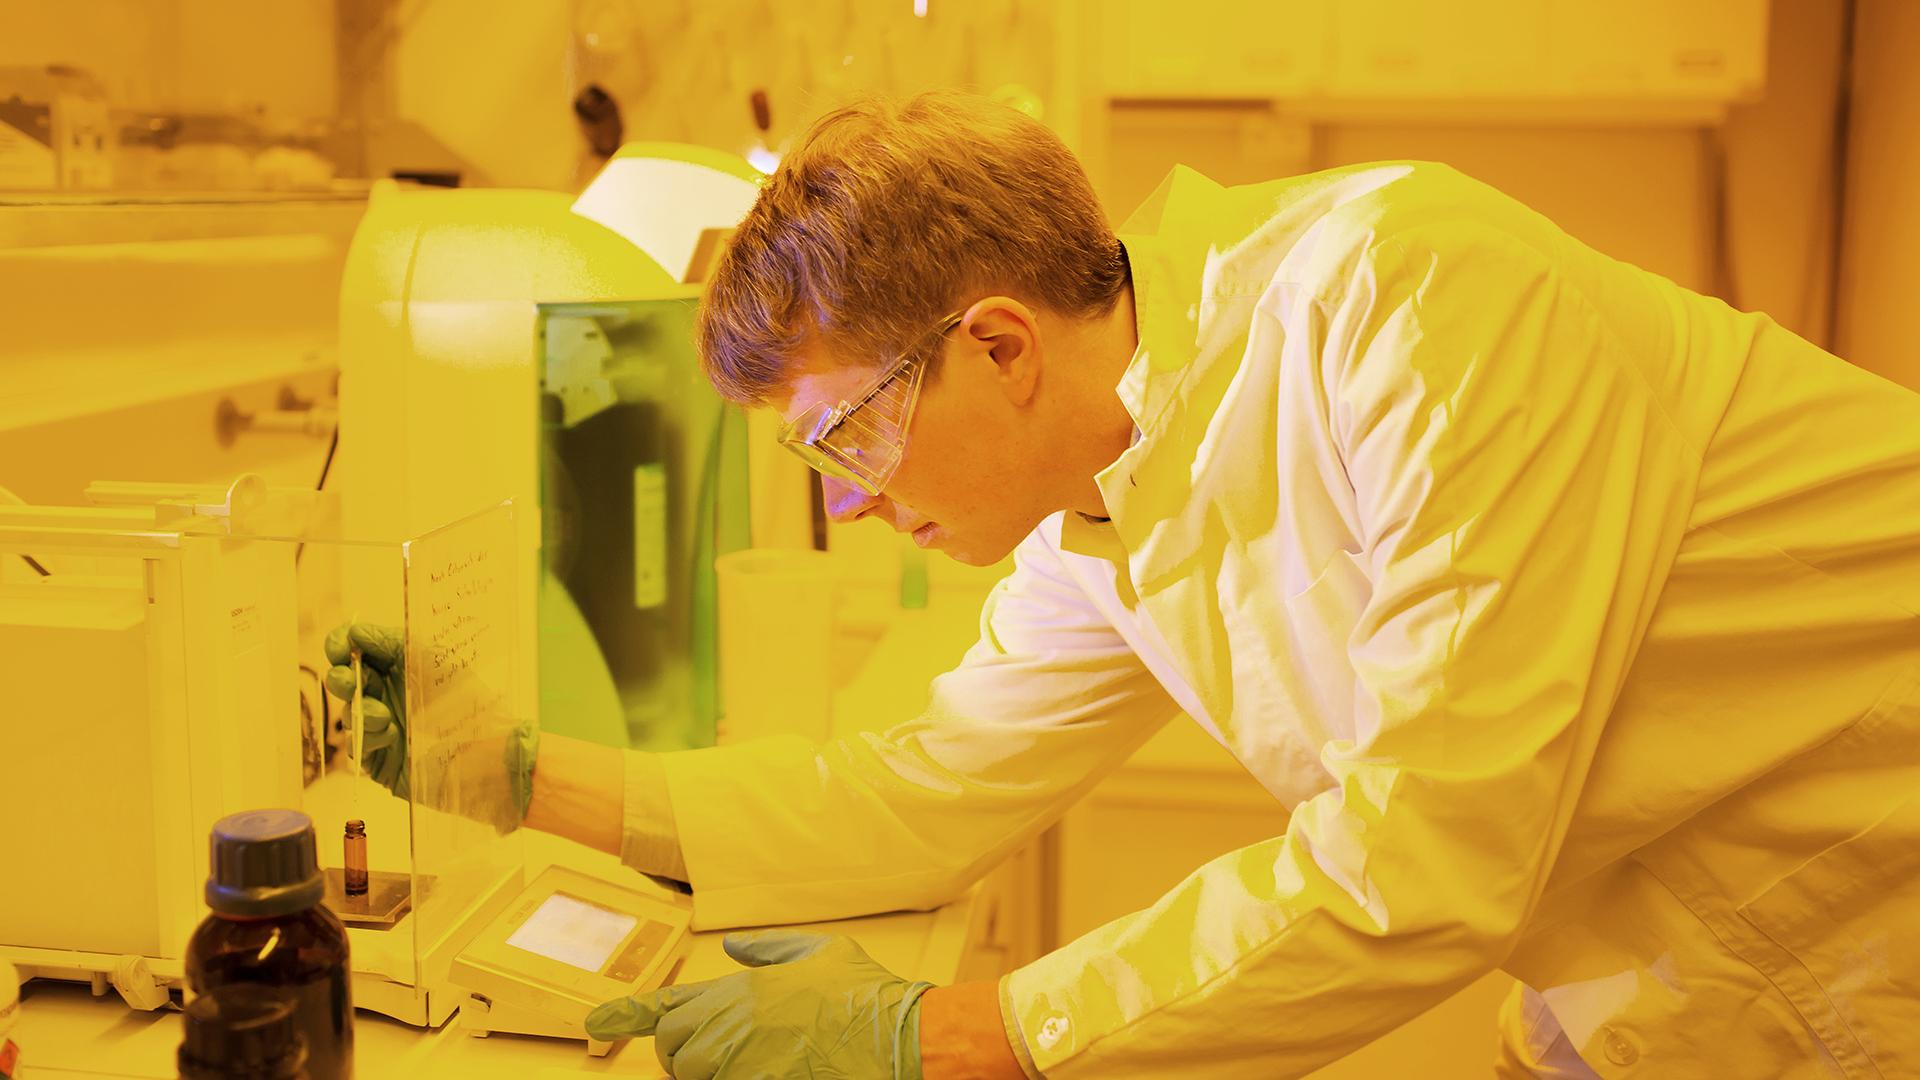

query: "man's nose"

left=821, top=476, right=882, bottom=523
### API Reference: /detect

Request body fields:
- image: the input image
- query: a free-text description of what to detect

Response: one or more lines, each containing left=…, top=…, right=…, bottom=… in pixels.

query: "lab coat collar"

left=1076, top=166, right=1221, bottom=573
left=1107, top=165, right=1221, bottom=441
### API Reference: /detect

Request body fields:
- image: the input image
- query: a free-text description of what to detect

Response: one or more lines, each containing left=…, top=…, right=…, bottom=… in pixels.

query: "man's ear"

left=959, top=296, right=1041, bottom=406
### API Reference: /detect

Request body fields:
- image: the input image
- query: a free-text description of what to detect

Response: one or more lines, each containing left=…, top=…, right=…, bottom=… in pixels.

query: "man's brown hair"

left=697, top=90, right=1128, bottom=405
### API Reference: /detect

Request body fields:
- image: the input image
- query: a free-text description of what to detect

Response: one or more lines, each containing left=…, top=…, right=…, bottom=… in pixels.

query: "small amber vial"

left=342, top=821, right=367, bottom=897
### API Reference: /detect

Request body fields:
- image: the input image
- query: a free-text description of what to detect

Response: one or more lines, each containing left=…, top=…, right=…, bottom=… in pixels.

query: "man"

left=334, top=91, right=1920, bottom=1077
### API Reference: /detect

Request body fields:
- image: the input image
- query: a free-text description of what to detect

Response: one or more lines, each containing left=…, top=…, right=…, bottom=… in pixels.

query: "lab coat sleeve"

left=619, top=749, right=689, bottom=882
left=1001, top=222, right=1700, bottom=1077
left=656, top=527, right=1180, bottom=929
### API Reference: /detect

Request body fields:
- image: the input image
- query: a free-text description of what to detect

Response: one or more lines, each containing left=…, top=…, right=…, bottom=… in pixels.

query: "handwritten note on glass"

left=403, top=503, right=524, bottom=954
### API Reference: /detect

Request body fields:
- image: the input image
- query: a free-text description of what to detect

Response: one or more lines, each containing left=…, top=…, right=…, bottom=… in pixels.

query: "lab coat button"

left=1602, top=1027, right=1639, bottom=1066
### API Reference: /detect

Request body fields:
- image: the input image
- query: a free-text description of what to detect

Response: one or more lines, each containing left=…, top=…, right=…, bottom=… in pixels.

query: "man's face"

left=772, top=303, right=1058, bottom=566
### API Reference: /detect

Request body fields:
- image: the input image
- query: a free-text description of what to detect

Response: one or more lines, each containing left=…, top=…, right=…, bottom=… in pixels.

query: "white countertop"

left=14, top=829, right=985, bottom=1080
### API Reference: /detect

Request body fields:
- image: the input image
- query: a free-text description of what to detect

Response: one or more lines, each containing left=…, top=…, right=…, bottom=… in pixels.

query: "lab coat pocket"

left=1737, top=795, right=1920, bottom=1070
left=1277, top=549, right=1372, bottom=748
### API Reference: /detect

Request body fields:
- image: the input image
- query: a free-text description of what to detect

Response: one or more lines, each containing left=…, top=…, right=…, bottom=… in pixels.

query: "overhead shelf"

left=1093, top=0, right=1768, bottom=123
left=0, top=189, right=368, bottom=249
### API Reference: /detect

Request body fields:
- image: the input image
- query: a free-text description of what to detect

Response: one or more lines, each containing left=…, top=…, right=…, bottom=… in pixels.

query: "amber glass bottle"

left=177, top=985, right=309, bottom=1079
left=186, top=810, right=353, bottom=1080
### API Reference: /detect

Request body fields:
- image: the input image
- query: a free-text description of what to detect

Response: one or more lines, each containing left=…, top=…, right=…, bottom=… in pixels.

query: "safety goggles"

left=777, top=312, right=963, bottom=496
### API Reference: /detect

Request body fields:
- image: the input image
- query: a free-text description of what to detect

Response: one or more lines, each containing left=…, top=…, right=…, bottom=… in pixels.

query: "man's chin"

left=937, top=533, right=1021, bottom=568
left=944, top=547, right=997, bottom=567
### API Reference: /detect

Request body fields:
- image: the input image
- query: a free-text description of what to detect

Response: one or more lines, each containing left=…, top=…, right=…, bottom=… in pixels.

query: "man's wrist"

left=917, top=981, right=1027, bottom=1080
left=521, top=733, right=624, bottom=855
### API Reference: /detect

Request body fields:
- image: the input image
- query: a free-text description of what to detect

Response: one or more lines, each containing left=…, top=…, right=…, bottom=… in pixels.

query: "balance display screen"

left=505, top=891, right=639, bottom=972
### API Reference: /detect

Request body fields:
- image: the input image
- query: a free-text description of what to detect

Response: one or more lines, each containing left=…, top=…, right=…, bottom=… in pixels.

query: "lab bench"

left=13, top=829, right=1004, bottom=1080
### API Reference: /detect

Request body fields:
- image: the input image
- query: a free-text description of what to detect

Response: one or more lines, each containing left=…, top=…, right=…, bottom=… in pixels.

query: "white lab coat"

left=650, top=162, right=1920, bottom=1078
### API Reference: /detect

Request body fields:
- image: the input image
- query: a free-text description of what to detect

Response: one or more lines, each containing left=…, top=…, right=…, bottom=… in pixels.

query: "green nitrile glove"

left=324, top=622, right=410, bottom=800
left=324, top=622, right=538, bottom=826
left=506, top=719, right=538, bottom=825
left=584, top=931, right=931, bottom=1080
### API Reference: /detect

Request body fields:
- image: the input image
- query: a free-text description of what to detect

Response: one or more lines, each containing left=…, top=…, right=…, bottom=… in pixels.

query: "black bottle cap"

left=205, top=809, right=325, bottom=917
left=178, top=986, right=309, bottom=1079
